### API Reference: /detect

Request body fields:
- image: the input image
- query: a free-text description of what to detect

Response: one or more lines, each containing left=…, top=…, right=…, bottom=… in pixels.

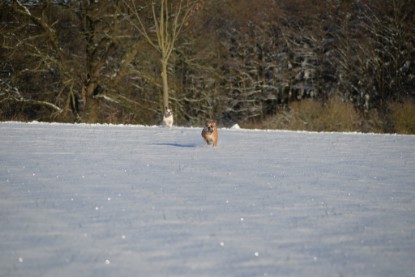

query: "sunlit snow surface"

left=1, top=122, right=414, bottom=277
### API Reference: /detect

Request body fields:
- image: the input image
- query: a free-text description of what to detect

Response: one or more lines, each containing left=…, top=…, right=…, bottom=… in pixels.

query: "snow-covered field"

left=1, top=122, right=414, bottom=277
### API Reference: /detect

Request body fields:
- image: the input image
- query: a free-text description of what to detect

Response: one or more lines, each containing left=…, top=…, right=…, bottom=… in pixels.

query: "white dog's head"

left=164, top=108, right=173, bottom=118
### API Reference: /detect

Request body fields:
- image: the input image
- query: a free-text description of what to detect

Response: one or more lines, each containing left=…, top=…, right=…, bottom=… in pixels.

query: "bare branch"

left=0, top=79, right=63, bottom=113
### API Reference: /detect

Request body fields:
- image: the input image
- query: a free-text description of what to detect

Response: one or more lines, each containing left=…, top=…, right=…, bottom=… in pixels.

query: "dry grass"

left=243, top=97, right=415, bottom=134
left=244, top=97, right=362, bottom=132
left=388, top=100, right=415, bottom=134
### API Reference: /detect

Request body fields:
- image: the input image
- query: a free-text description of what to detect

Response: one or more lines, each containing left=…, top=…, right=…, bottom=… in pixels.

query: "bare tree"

left=1, top=0, right=152, bottom=122
left=0, top=0, right=70, bottom=119
left=1, top=0, right=114, bottom=120
left=336, top=1, right=415, bottom=112
left=124, top=0, right=198, bottom=113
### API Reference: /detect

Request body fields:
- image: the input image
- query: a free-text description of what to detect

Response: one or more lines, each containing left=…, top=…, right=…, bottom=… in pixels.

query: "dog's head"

left=164, top=108, right=172, bottom=118
left=205, top=120, right=217, bottom=133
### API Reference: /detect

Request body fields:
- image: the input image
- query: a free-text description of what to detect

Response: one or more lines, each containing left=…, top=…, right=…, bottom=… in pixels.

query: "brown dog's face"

left=205, top=121, right=217, bottom=133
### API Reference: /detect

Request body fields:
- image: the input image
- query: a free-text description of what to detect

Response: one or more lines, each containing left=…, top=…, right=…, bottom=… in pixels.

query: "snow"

left=1, top=122, right=414, bottom=277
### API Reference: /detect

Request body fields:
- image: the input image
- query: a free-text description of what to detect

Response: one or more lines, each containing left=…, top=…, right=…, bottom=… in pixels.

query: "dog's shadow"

left=153, top=142, right=197, bottom=148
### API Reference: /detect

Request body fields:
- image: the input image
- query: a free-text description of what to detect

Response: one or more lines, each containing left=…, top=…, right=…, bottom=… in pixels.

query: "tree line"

left=1, top=0, right=414, bottom=131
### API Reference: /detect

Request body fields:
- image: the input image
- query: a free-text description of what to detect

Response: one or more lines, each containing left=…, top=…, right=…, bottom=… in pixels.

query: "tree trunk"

left=161, top=59, right=169, bottom=110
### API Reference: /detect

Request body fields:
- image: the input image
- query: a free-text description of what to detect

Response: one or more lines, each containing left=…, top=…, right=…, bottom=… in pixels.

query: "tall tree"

left=124, top=0, right=198, bottom=112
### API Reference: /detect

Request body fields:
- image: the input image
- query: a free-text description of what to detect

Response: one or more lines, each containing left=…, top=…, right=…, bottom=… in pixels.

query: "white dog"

left=163, top=108, right=174, bottom=128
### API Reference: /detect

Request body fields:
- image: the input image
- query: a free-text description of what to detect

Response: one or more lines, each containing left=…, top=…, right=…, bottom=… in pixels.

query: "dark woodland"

left=1, top=0, right=414, bottom=133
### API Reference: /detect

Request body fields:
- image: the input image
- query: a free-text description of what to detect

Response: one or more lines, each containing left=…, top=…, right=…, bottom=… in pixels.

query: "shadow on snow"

left=153, top=142, right=198, bottom=148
